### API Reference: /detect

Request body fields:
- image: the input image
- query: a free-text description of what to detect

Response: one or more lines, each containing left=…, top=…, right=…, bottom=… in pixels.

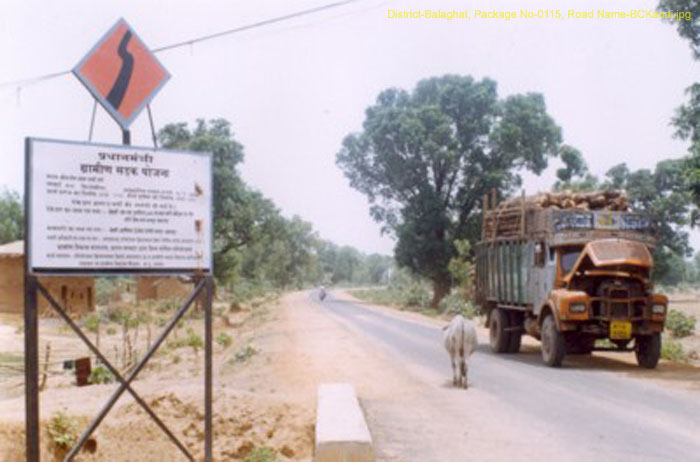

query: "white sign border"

left=25, top=137, right=213, bottom=276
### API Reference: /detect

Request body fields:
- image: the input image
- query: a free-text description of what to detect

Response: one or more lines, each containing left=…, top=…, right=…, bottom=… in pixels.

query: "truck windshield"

left=560, top=247, right=582, bottom=274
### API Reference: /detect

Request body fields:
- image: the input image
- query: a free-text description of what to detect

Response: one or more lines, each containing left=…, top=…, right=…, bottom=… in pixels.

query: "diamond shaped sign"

left=73, top=18, right=170, bottom=129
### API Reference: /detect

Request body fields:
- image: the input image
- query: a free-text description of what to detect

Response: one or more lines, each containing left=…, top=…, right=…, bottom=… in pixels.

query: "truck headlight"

left=651, top=304, right=665, bottom=315
left=569, top=302, right=587, bottom=313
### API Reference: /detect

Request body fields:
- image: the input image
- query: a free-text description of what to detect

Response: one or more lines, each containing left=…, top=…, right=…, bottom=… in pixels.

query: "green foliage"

left=244, top=447, right=277, bottom=462
left=658, top=0, right=700, bottom=58
left=0, top=188, right=23, bottom=245
left=47, top=411, right=78, bottom=449
left=666, top=309, right=697, bottom=338
left=89, top=365, right=115, bottom=384
left=81, top=313, right=101, bottom=334
left=661, top=337, right=687, bottom=362
left=232, top=344, right=256, bottom=363
left=447, top=240, right=474, bottom=299
left=185, top=328, right=204, bottom=355
left=589, top=160, right=694, bottom=285
left=337, top=75, right=565, bottom=305
left=438, top=291, right=477, bottom=319
left=351, top=268, right=433, bottom=310
left=158, top=118, right=393, bottom=294
left=216, top=332, right=233, bottom=348
left=106, top=327, right=117, bottom=336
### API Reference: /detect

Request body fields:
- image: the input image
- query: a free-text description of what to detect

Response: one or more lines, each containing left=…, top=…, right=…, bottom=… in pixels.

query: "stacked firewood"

left=496, top=190, right=628, bottom=212
left=483, top=190, right=628, bottom=238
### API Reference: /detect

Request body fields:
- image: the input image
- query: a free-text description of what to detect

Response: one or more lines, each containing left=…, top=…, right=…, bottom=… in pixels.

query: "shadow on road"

left=479, top=342, right=700, bottom=390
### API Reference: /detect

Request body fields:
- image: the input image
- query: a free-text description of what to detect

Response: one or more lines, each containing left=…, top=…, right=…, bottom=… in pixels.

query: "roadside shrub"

left=661, top=337, right=687, bottom=362
left=439, top=291, right=478, bottom=319
left=216, top=332, right=232, bottom=348
left=47, top=411, right=78, bottom=449
left=185, top=328, right=204, bottom=356
left=232, top=345, right=256, bottom=364
left=244, top=446, right=277, bottom=462
left=666, top=310, right=696, bottom=338
left=81, top=313, right=101, bottom=333
left=89, top=365, right=115, bottom=384
left=401, top=283, right=431, bottom=309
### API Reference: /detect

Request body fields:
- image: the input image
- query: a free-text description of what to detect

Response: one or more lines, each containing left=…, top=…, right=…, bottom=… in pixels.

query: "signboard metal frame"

left=25, top=137, right=213, bottom=277
left=72, top=18, right=171, bottom=130
left=24, top=137, right=215, bottom=462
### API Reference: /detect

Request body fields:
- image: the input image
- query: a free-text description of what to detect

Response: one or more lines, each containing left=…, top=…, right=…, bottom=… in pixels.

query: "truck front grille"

left=610, top=302, right=628, bottom=319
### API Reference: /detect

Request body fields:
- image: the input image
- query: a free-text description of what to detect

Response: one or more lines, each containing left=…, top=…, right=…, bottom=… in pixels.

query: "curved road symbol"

left=106, top=30, right=134, bottom=110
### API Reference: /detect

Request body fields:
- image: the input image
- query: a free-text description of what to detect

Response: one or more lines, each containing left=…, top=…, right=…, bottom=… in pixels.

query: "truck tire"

left=541, top=314, right=565, bottom=367
left=489, top=308, right=510, bottom=353
left=635, top=333, right=661, bottom=369
left=506, top=311, right=522, bottom=353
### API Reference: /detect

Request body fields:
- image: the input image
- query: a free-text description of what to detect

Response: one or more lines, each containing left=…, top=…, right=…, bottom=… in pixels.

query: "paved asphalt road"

left=316, top=293, right=700, bottom=462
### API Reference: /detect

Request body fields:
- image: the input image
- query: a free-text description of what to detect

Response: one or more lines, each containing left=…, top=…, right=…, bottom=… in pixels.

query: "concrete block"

left=315, top=383, right=374, bottom=462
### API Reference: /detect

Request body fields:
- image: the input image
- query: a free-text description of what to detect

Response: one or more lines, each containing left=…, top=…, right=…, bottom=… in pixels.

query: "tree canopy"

left=337, top=75, right=564, bottom=305
left=0, top=189, right=23, bottom=245
left=158, top=118, right=393, bottom=291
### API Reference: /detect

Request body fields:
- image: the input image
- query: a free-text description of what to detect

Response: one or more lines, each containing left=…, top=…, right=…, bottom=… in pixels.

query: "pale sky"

left=1, top=0, right=699, bottom=255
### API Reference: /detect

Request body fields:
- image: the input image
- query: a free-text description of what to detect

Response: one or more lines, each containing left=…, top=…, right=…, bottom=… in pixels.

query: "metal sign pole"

left=24, top=136, right=40, bottom=462
left=23, top=276, right=40, bottom=462
left=204, top=276, right=214, bottom=462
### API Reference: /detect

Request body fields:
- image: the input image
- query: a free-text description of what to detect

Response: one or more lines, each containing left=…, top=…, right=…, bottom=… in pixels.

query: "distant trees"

left=337, top=75, right=566, bottom=306
left=158, top=118, right=392, bottom=292
left=0, top=188, right=23, bottom=245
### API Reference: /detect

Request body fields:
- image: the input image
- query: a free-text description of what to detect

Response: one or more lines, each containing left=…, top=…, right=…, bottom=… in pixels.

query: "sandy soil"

left=0, top=296, right=316, bottom=462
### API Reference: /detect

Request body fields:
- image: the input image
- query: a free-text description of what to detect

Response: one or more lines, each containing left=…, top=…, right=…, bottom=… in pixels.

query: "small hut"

left=0, top=240, right=95, bottom=315
left=136, top=276, right=192, bottom=303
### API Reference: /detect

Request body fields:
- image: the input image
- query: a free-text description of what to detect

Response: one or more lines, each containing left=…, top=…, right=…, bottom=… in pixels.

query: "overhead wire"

left=0, top=0, right=368, bottom=91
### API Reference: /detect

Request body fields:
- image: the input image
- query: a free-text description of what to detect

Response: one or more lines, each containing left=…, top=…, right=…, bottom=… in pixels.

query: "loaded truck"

left=475, top=190, right=667, bottom=368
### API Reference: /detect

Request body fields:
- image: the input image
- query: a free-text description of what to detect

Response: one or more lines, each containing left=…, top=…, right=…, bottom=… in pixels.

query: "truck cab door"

left=531, top=242, right=556, bottom=315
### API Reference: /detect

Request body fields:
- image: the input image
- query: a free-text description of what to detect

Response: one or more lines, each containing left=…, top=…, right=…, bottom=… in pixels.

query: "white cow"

left=443, top=314, right=478, bottom=389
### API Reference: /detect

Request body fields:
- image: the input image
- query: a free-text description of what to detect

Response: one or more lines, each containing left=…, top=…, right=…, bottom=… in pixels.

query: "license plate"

left=610, top=321, right=632, bottom=340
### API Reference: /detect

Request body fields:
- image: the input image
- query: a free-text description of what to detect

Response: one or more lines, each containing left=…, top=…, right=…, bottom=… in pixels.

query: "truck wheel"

left=541, top=314, right=565, bottom=367
left=635, top=333, right=661, bottom=369
left=506, top=311, right=522, bottom=353
left=489, top=308, right=510, bottom=353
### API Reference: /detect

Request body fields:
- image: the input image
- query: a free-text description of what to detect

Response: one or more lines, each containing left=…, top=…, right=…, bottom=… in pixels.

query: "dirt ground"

left=0, top=291, right=434, bottom=462
left=0, top=295, right=318, bottom=462
left=2, top=289, right=699, bottom=462
left=666, top=291, right=700, bottom=362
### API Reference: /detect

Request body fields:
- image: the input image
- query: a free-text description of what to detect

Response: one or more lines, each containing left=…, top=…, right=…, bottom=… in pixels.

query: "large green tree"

left=337, top=75, right=564, bottom=306
left=658, top=0, right=700, bottom=218
left=602, top=160, right=693, bottom=283
left=158, top=119, right=280, bottom=280
left=0, top=189, right=23, bottom=245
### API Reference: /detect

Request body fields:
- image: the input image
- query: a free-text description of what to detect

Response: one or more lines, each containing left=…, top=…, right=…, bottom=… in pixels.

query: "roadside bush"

left=216, top=332, right=233, bottom=348
left=232, top=345, right=256, bottom=364
left=402, top=283, right=431, bottom=309
left=89, top=365, right=115, bottom=384
left=439, top=291, right=478, bottom=319
left=661, top=337, right=687, bottom=363
left=81, top=313, right=101, bottom=333
left=185, top=328, right=204, bottom=356
left=47, top=411, right=78, bottom=449
left=666, top=310, right=696, bottom=338
left=244, top=446, right=277, bottom=462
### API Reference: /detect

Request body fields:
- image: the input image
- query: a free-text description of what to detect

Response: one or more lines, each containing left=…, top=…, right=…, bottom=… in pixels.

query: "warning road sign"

left=73, top=18, right=170, bottom=129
